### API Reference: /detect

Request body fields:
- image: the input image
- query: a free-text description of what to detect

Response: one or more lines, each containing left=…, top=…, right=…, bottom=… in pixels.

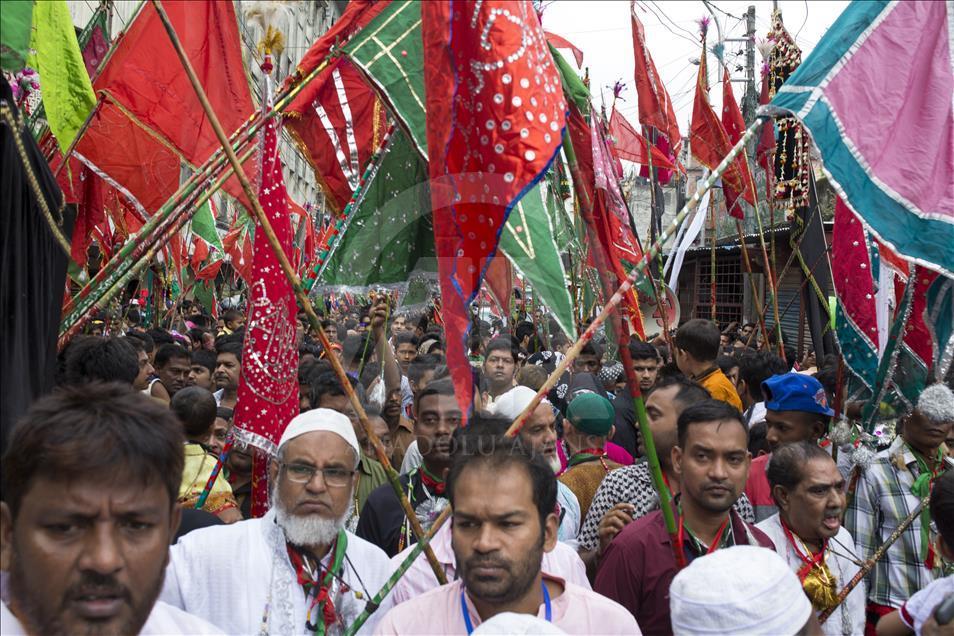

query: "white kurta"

left=161, top=509, right=393, bottom=634
left=757, top=514, right=866, bottom=636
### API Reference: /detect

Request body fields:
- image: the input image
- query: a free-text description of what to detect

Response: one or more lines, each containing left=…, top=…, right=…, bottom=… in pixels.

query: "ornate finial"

left=698, top=15, right=711, bottom=39
left=244, top=1, right=293, bottom=74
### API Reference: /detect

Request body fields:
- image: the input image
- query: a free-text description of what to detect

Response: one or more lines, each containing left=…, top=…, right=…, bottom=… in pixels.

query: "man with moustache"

left=149, top=343, right=192, bottom=402
left=357, top=378, right=460, bottom=556
left=594, top=400, right=774, bottom=634
left=482, top=337, right=519, bottom=402
left=212, top=343, right=242, bottom=409
left=374, top=436, right=641, bottom=634
left=845, top=383, right=954, bottom=632
left=160, top=408, right=393, bottom=633
left=1, top=383, right=219, bottom=635
left=757, top=442, right=865, bottom=635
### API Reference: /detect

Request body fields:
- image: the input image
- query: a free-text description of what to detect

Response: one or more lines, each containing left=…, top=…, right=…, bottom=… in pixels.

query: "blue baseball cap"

left=762, top=373, right=835, bottom=417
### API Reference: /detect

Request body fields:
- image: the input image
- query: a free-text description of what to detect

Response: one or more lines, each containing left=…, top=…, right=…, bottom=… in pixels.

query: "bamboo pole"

left=151, top=0, right=447, bottom=584
left=735, top=219, right=773, bottom=354
left=818, top=496, right=928, bottom=624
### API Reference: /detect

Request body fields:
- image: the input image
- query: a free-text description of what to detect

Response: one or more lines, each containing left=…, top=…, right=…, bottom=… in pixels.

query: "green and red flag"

left=421, top=0, right=566, bottom=415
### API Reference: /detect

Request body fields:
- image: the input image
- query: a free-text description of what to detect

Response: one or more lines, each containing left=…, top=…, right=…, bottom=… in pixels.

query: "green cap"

left=566, top=392, right=615, bottom=437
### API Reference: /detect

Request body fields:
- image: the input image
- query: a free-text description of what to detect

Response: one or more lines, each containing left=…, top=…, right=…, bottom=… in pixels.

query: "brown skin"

left=390, top=315, right=409, bottom=339
left=573, top=353, right=601, bottom=375
left=902, top=409, right=953, bottom=468
left=0, top=477, right=180, bottom=636
left=154, top=355, right=190, bottom=400
left=631, top=357, right=659, bottom=391
left=395, top=343, right=418, bottom=376
left=877, top=529, right=954, bottom=636
left=724, top=364, right=740, bottom=392
left=208, top=416, right=231, bottom=456
left=673, top=347, right=711, bottom=379
left=764, top=409, right=827, bottom=453
left=452, top=463, right=560, bottom=622
left=213, top=352, right=241, bottom=409
left=774, top=457, right=846, bottom=553
left=133, top=350, right=154, bottom=392
left=414, top=393, right=462, bottom=474
left=383, top=388, right=404, bottom=430
left=483, top=351, right=516, bottom=398
left=267, top=431, right=358, bottom=555
left=360, top=415, right=394, bottom=461
left=188, top=364, right=214, bottom=391
left=672, top=419, right=751, bottom=545
left=519, top=404, right=559, bottom=467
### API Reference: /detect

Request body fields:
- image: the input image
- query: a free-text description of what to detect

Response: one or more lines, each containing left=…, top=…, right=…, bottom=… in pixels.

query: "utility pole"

left=741, top=6, right=758, bottom=124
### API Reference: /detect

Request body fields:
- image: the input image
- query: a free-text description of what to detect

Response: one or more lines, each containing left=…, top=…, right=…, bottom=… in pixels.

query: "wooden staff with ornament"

left=150, top=0, right=448, bottom=585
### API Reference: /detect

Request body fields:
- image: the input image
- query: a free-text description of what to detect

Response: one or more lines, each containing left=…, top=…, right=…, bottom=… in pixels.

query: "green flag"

left=191, top=200, right=224, bottom=252
left=1, top=0, right=32, bottom=72
left=29, top=0, right=97, bottom=153
left=550, top=44, right=590, bottom=114
left=344, top=0, right=427, bottom=157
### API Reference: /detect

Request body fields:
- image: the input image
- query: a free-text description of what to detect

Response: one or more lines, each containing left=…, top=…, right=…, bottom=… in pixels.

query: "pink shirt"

left=374, top=576, right=642, bottom=635
left=557, top=440, right=633, bottom=474
left=387, top=521, right=589, bottom=605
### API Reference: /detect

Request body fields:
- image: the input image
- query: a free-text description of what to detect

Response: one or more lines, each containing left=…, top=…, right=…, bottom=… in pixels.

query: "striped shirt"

left=843, top=436, right=951, bottom=608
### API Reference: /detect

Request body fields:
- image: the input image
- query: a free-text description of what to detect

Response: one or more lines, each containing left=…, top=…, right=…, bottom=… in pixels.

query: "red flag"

left=756, top=69, right=775, bottom=173
left=608, top=108, right=676, bottom=170
left=422, top=0, right=566, bottom=417
left=484, top=255, right=514, bottom=315
left=195, top=259, right=223, bottom=281
left=70, top=165, right=106, bottom=266
left=630, top=3, right=681, bottom=156
left=690, top=38, right=755, bottom=217
left=233, top=116, right=300, bottom=517
left=190, top=237, right=209, bottom=271
left=720, top=67, right=756, bottom=218
left=285, top=59, right=387, bottom=214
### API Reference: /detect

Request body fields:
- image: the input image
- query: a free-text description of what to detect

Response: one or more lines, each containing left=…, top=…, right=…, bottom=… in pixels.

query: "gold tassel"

left=802, top=563, right=839, bottom=612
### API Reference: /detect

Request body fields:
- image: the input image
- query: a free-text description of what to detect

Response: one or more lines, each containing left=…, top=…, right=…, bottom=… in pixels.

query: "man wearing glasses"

left=160, top=408, right=394, bottom=634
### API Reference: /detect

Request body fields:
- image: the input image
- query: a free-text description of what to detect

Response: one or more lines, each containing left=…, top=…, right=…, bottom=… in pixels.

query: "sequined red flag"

left=422, top=0, right=566, bottom=417
left=233, top=117, right=299, bottom=517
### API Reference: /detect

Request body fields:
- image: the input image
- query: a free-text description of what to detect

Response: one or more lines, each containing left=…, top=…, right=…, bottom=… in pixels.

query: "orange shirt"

left=697, top=367, right=743, bottom=411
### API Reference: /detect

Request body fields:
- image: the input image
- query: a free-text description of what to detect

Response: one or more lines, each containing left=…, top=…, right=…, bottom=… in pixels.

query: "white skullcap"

left=472, top=612, right=566, bottom=635
left=278, top=408, right=360, bottom=457
left=669, top=545, right=812, bottom=635
left=916, top=383, right=954, bottom=423
left=488, top=385, right=550, bottom=422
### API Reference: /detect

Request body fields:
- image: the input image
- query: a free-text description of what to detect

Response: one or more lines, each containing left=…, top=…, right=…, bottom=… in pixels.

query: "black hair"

left=222, top=309, right=242, bottom=324
left=648, top=374, right=711, bottom=412
left=125, top=308, right=142, bottom=327
left=125, top=330, right=154, bottom=353
left=414, top=376, right=456, bottom=412
left=147, top=328, right=175, bottom=346
left=931, top=471, right=954, bottom=547
left=748, top=421, right=771, bottom=456
left=310, top=370, right=361, bottom=408
left=154, top=343, right=191, bottom=369
left=341, top=333, right=370, bottom=367
left=579, top=341, right=603, bottom=359
left=191, top=349, right=217, bottom=374
left=765, top=440, right=833, bottom=497
left=216, top=341, right=243, bottom=363
left=717, top=355, right=739, bottom=376
left=674, top=318, right=721, bottom=363
left=125, top=334, right=147, bottom=355
left=187, top=327, right=207, bottom=347
left=551, top=332, right=570, bottom=348
left=216, top=407, right=234, bottom=422
left=408, top=353, right=445, bottom=384
left=629, top=341, right=660, bottom=362
left=484, top=336, right=518, bottom=362
left=783, top=345, right=798, bottom=370
left=2, top=383, right=184, bottom=518
left=170, top=386, right=217, bottom=439
left=737, top=352, right=789, bottom=402
left=394, top=333, right=420, bottom=348
left=676, top=399, right=746, bottom=448
left=446, top=432, right=556, bottom=533
left=63, top=336, right=139, bottom=386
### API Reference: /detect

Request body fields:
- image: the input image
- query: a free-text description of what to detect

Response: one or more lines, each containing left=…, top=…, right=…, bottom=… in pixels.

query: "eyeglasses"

left=281, top=462, right=355, bottom=487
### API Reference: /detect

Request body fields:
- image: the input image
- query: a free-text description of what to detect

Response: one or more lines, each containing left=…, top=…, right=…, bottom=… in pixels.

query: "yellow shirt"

left=697, top=367, right=743, bottom=411
left=179, top=443, right=238, bottom=516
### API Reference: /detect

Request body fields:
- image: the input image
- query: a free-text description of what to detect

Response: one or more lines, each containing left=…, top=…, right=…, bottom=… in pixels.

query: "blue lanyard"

left=460, top=580, right=551, bottom=634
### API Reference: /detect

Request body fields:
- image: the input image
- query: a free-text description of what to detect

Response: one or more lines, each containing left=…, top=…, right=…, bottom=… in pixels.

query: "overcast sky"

left=543, top=0, right=849, bottom=133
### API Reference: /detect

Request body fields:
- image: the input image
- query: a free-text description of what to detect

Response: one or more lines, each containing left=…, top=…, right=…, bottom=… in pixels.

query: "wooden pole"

left=151, top=0, right=447, bottom=584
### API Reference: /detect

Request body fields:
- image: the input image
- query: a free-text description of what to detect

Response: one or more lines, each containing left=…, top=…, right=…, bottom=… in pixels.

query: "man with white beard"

left=160, top=409, right=393, bottom=634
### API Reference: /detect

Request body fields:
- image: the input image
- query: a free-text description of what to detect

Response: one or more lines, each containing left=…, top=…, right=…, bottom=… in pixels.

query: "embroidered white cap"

left=277, top=408, right=360, bottom=458
left=669, top=545, right=812, bottom=636
left=488, top=385, right=551, bottom=422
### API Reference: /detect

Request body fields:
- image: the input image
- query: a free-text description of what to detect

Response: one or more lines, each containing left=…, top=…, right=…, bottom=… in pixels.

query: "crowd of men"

left=1, top=299, right=952, bottom=635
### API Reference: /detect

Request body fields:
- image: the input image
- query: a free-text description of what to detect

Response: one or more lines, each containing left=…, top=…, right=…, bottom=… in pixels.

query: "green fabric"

left=315, top=127, right=436, bottom=289
left=191, top=200, right=224, bottom=252
left=343, top=0, right=427, bottom=156
left=550, top=44, right=590, bottom=115
left=29, top=0, right=96, bottom=153
left=906, top=444, right=942, bottom=564
left=356, top=456, right=389, bottom=512
left=499, top=175, right=576, bottom=339
left=1, top=0, right=32, bottom=72
left=193, top=280, right=217, bottom=316
left=566, top=392, right=615, bottom=436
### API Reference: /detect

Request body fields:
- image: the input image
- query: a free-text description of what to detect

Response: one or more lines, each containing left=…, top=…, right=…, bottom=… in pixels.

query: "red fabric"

left=608, top=108, right=675, bottom=170
left=832, top=198, right=879, bottom=345
left=484, top=254, right=513, bottom=314
left=288, top=0, right=391, bottom=81
left=865, top=603, right=896, bottom=636
left=905, top=266, right=938, bottom=366
left=637, top=132, right=675, bottom=185
left=756, top=71, right=775, bottom=175
left=545, top=31, right=584, bottom=67
left=70, top=165, right=106, bottom=266
left=194, top=259, right=223, bottom=281
left=690, top=44, right=755, bottom=211
left=233, top=118, right=300, bottom=517
left=190, top=237, right=209, bottom=271
left=422, top=0, right=566, bottom=419
left=285, top=59, right=387, bottom=214
left=630, top=5, right=681, bottom=157
left=720, top=68, right=753, bottom=219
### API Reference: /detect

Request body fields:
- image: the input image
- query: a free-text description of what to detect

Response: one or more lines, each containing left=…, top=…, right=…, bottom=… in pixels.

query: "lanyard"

left=675, top=513, right=730, bottom=562
left=460, top=581, right=552, bottom=634
left=780, top=518, right=827, bottom=581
